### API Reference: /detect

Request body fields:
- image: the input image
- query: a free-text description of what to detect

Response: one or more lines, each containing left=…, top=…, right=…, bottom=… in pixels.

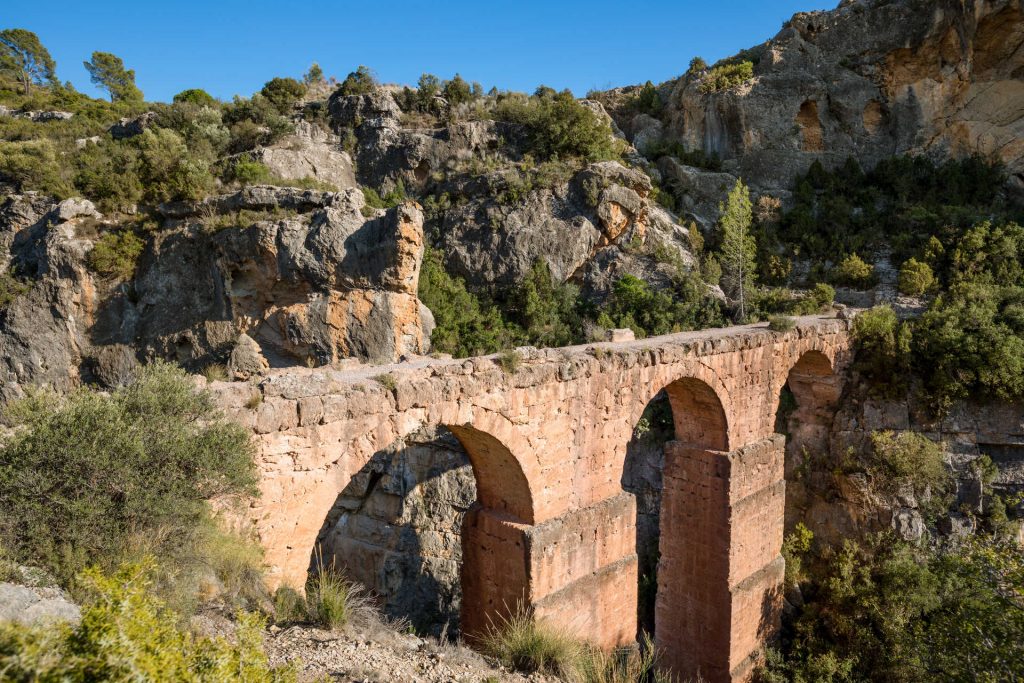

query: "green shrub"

left=272, top=586, right=308, bottom=624
left=0, top=560, right=296, bottom=682
left=497, top=350, right=522, bottom=374
left=336, top=65, right=377, bottom=96
left=305, top=568, right=367, bottom=631
left=0, top=138, right=72, bottom=196
left=0, top=361, right=257, bottom=586
left=88, top=230, right=145, bottom=280
left=595, top=273, right=723, bottom=339
left=831, top=253, right=874, bottom=288
left=260, top=77, right=305, bottom=113
left=867, top=431, right=951, bottom=517
left=699, top=60, right=754, bottom=93
left=852, top=305, right=911, bottom=388
left=493, top=89, right=616, bottom=162
left=230, top=154, right=272, bottom=185
left=781, top=522, right=814, bottom=584
left=418, top=247, right=518, bottom=357
left=898, top=257, right=934, bottom=295
left=763, top=534, right=1024, bottom=682
left=172, top=88, right=216, bottom=107
left=0, top=269, right=29, bottom=309
left=768, top=315, right=796, bottom=332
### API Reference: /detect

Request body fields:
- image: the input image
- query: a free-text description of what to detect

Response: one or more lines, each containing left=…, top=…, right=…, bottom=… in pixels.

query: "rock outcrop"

left=612, top=0, right=1024, bottom=196
left=0, top=186, right=428, bottom=399
left=667, top=1, right=1019, bottom=191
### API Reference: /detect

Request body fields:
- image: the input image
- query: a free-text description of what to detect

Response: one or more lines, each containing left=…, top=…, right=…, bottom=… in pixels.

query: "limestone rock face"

left=653, top=0, right=1024, bottom=192
left=0, top=186, right=428, bottom=398
left=135, top=189, right=427, bottom=367
left=251, top=120, right=356, bottom=191
left=0, top=581, right=80, bottom=626
left=438, top=159, right=693, bottom=296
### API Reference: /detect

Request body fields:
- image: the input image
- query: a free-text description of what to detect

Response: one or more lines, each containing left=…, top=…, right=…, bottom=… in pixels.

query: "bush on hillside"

left=493, top=88, right=617, bottom=162
left=87, top=229, right=145, bottom=280
left=699, top=60, right=754, bottom=93
left=831, top=253, right=874, bottom=288
left=897, top=257, right=934, bottom=295
left=0, top=560, right=296, bottom=682
left=260, top=77, right=305, bottom=114
left=0, top=361, right=258, bottom=586
left=762, top=534, right=1024, bottom=682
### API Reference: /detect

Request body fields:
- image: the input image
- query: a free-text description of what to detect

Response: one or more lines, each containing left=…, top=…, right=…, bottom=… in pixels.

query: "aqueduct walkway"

left=213, top=313, right=853, bottom=682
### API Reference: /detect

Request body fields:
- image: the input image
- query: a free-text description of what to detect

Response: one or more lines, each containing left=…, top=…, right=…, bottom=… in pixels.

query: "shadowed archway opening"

left=313, top=426, right=477, bottom=636
left=622, top=375, right=730, bottom=638
left=311, top=423, right=532, bottom=638
left=775, top=350, right=842, bottom=533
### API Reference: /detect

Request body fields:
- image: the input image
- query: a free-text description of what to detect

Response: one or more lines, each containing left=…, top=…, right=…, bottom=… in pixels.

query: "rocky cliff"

left=0, top=186, right=428, bottom=400
left=606, top=0, right=1024, bottom=213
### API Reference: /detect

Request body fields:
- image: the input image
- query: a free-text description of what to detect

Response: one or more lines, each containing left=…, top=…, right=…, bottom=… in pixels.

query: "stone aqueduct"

left=212, top=314, right=853, bottom=682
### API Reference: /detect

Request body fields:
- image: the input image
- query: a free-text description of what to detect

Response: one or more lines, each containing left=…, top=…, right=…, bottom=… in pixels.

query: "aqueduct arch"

left=218, top=314, right=853, bottom=683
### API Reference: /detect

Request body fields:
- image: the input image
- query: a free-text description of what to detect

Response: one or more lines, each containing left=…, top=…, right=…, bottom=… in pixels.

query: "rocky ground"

left=191, top=608, right=553, bottom=683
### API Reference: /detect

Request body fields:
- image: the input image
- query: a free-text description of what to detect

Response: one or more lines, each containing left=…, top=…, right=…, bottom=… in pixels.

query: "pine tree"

left=84, top=51, right=143, bottom=102
left=0, top=29, right=56, bottom=94
left=718, top=178, right=756, bottom=320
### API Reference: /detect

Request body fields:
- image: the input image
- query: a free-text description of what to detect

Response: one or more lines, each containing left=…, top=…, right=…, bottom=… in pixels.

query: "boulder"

left=229, top=334, right=270, bottom=380
left=108, top=111, right=157, bottom=140
left=0, top=581, right=80, bottom=626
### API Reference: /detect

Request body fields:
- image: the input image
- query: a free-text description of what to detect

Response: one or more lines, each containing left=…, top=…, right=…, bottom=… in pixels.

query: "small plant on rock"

left=768, top=315, right=796, bottom=332
left=497, top=350, right=521, bottom=374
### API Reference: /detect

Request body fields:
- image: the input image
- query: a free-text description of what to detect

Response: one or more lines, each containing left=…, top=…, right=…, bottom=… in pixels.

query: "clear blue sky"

left=7, top=0, right=836, bottom=102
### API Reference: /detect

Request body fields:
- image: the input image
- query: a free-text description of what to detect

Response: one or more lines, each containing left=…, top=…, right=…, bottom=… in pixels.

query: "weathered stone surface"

left=217, top=314, right=851, bottom=679
left=651, top=0, right=1024, bottom=192
left=131, top=191, right=427, bottom=367
left=229, top=333, right=270, bottom=380
left=108, top=111, right=157, bottom=140
left=252, top=121, right=356, bottom=191
left=0, top=581, right=80, bottom=626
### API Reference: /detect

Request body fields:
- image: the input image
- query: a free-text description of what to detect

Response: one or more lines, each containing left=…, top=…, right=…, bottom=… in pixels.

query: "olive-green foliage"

left=479, top=609, right=670, bottom=683
left=897, top=257, right=934, bottom=295
left=84, top=51, right=143, bottom=102
left=497, top=350, right=521, bottom=374
left=642, top=139, right=723, bottom=171
left=260, top=77, right=305, bottom=114
left=687, top=56, right=708, bottom=75
left=229, top=154, right=272, bottom=185
left=0, top=138, right=73, bottom=197
left=88, top=229, right=145, bottom=280
left=361, top=181, right=406, bottom=215
left=763, top=534, right=1024, bottom=683
left=910, top=221, right=1024, bottom=408
left=699, top=60, right=754, bottom=93
left=633, top=81, right=662, bottom=116
left=781, top=522, right=814, bottom=584
left=851, top=305, right=912, bottom=390
left=0, top=269, right=28, bottom=309
left=867, top=431, right=951, bottom=518
left=509, top=259, right=579, bottom=348
left=306, top=569, right=361, bottom=630
left=0, top=560, right=296, bottom=682
left=336, top=65, right=377, bottom=96
left=75, top=127, right=215, bottom=210
left=770, top=155, right=1008, bottom=274
left=478, top=609, right=585, bottom=678
left=173, top=88, right=217, bottom=107
left=0, top=361, right=258, bottom=585
left=831, top=253, right=874, bottom=288
left=769, top=315, right=796, bottom=332
left=418, top=247, right=517, bottom=357
left=493, top=88, right=616, bottom=162
left=594, top=273, right=724, bottom=339
left=0, top=29, right=56, bottom=94
left=718, top=178, right=757, bottom=320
